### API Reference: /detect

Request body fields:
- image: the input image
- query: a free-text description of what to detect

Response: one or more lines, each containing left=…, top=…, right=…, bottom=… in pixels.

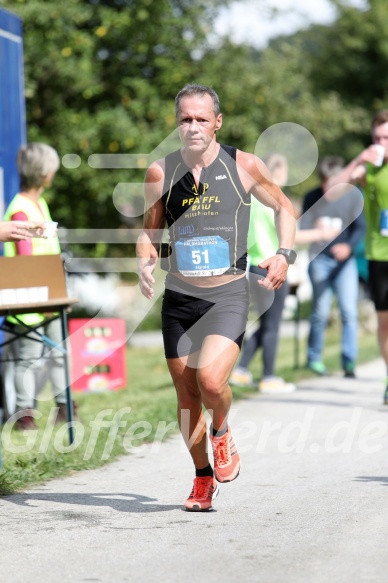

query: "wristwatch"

left=276, top=248, right=297, bottom=265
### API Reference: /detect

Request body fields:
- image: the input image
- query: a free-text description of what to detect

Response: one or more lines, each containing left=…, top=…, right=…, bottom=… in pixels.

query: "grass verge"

left=0, top=322, right=380, bottom=495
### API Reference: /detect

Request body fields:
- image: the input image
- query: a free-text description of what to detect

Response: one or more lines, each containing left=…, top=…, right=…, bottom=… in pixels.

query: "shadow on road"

left=1, top=491, right=183, bottom=513
left=354, top=476, right=388, bottom=486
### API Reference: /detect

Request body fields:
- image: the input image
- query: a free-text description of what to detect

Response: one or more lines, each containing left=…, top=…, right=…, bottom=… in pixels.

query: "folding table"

left=0, top=255, right=78, bottom=467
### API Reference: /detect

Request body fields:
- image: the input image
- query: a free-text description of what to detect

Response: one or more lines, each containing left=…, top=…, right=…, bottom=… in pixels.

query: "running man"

left=137, top=84, right=296, bottom=511
left=324, top=110, right=388, bottom=403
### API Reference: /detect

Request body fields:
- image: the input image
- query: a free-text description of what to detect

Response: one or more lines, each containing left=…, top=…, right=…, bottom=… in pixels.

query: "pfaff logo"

left=215, top=175, right=227, bottom=180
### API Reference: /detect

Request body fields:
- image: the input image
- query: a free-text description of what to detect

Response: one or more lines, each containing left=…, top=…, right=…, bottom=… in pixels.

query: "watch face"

left=289, top=249, right=297, bottom=263
left=277, top=248, right=297, bottom=264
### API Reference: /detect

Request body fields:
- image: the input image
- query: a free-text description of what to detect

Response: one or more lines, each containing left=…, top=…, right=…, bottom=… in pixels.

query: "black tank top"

left=161, top=144, right=251, bottom=276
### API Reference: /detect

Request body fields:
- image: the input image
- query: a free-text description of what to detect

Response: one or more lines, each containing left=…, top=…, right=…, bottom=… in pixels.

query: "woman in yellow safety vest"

left=3, top=143, right=69, bottom=430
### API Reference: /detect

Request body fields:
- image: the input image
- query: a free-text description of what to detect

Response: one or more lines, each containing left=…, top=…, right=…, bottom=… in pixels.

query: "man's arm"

left=295, top=225, right=342, bottom=245
left=136, top=161, right=166, bottom=299
left=324, top=144, right=383, bottom=201
left=236, top=151, right=296, bottom=290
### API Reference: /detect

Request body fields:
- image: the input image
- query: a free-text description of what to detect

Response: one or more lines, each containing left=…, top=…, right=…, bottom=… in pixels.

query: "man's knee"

left=340, top=307, right=358, bottom=325
left=311, top=308, right=329, bottom=325
left=197, top=370, right=226, bottom=399
left=377, top=311, right=388, bottom=334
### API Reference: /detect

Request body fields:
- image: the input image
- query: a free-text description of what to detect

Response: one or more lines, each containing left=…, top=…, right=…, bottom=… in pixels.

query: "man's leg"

left=334, top=258, right=359, bottom=375
left=377, top=311, right=388, bottom=366
left=377, top=311, right=388, bottom=404
left=307, top=256, right=333, bottom=373
left=196, top=334, right=240, bottom=433
left=259, top=281, right=289, bottom=378
left=365, top=261, right=388, bottom=403
left=195, top=335, right=241, bottom=483
left=237, top=267, right=274, bottom=371
left=167, top=352, right=220, bottom=512
left=167, top=335, right=240, bottom=468
left=166, top=354, right=210, bottom=470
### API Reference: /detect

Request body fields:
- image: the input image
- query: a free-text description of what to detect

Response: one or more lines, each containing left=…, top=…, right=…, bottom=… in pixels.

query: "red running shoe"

left=185, top=476, right=219, bottom=512
left=210, top=426, right=241, bottom=483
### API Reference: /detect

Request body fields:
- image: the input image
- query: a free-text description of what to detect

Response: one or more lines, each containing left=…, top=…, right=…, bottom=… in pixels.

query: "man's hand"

left=350, top=164, right=367, bottom=182
left=257, top=255, right=288, bottom=290
left=138, top=255, right=158, bottom=299
left=330, top=243, right=352, bottom=262
left=318, top=225, right=342, bottom=241
left=358, top=144, right=385, bottom=166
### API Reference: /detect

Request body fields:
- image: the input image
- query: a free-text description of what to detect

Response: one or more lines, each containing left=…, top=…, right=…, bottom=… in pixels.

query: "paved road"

left=1, top=359, right=388, bottom=583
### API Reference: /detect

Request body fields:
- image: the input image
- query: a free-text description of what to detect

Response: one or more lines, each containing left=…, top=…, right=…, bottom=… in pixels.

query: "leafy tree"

left=302, top=0, right=388, bottom=159
left=2, top=0, right=385, bottom=233
left=309, top=0, right=388, bottom=108
left=1, top=0, right=231, bottom=249
left=193, top=33, right=367, bottom=197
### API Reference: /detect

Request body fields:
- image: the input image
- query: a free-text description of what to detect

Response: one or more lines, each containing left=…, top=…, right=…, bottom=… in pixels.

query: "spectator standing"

left=3, top=143, right=69, bottom=429
left=230, top=154, right=341, bottom=391
left=300, top=156, right=366, bottom=377
left=230, top=154, right=296, bottom=393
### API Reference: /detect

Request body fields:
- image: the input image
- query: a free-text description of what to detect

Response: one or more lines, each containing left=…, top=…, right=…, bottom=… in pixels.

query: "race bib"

left=380, top=209, right=388, bottom=236
left=175, top=236, right=230, bottom=276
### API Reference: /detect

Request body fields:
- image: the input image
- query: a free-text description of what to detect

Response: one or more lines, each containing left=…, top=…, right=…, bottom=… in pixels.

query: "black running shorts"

left=368, top=260, right=388, bottom=311
left=161, top=275, right=249, bottom=359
